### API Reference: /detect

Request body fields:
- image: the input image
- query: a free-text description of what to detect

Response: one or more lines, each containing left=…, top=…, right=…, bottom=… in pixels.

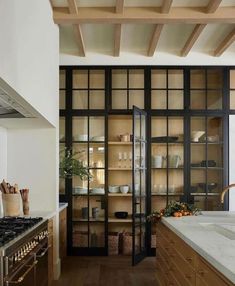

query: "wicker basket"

left=108, top=232, right=119, bottom=255
left=73, top=231, right=88, bottom=247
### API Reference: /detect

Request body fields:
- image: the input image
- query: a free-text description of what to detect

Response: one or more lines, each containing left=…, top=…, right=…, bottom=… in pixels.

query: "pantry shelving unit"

left=59, top=66, right=234, bottom=260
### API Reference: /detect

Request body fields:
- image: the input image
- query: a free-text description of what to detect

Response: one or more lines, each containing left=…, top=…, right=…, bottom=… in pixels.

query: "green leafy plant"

left=59, top=148, right=91, bottom=180
left=147, top=201, right=201, bottom=222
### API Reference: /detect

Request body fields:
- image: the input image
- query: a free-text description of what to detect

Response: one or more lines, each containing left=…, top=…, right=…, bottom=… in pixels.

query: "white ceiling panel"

left=121, top=24, right=155, bottom=52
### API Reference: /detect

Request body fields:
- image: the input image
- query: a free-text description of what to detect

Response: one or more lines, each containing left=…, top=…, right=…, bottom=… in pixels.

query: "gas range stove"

left=0, top=217, right=43, bottom=247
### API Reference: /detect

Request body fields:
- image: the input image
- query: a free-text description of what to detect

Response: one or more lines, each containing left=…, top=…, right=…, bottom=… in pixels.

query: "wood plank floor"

left=53, top=256, right=158, bottom=286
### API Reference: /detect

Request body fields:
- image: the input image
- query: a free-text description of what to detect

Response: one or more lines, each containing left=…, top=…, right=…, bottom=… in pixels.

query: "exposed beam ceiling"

left=148, top=24, right=163, bottom=56
left=53, top=7, right=235, bottom=25
left=181, top=24, right=206, bottom=57
left=161, top=0, right=173, bottom=14
left=206, top=0, right=222, bottom=13
left=114, top=0, right=124, bottom=56
left=214, top=28, right=235, bottom=56
left=67, top=0, right=86, bottom=56
left=116, top=0, right=124, bottom=14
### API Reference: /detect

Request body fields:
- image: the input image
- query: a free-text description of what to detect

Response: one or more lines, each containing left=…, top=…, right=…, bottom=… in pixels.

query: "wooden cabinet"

left=156, top=222, right=234, bottom=286
left=48, top=218, right=54, bottom=286
left=59, top=208, right=67, bottom=259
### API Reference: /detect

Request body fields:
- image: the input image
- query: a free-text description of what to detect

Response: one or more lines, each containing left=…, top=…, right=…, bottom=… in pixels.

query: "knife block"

left=2, top=193, right=21, bottom=216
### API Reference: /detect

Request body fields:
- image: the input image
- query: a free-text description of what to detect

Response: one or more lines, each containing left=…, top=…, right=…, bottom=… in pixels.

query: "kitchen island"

left=156, top=211, right=235, bottom=286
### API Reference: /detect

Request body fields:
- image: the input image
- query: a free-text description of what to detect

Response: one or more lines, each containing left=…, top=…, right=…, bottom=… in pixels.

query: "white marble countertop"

left=161, top=211, right=235, bottom=284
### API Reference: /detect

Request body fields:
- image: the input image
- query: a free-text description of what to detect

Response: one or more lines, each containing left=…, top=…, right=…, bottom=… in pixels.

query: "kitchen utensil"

left=108, top=186, right=120, bottom=193
left=82, top=207, right=88, bottom=219
left=191, top=131, right=205, bottom=142
left=201, top=160, right=216, bottom=167
left=114, top=211, right=128, bottom=219
left=151, top=136, right=178, bottom=143
left=92, top=207, right=99, bottom=219
left=152, top=155, right=164, bottom=168
left=120, top=185, right=129, bottom=194
left=168, top=155, right=181, bottom=168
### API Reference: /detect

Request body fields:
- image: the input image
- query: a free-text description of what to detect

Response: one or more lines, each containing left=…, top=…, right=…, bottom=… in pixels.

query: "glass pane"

left=73, top=143, right=88, bottom=167
left=129, top=90, right=144, bottom=109
left=73, top=90, right=88, bottom=109
left=90, top=70, right=105, bottom=88
left=89, top=169, right=105, bottom=189
left=90, top=90, right=105, bottom=109
left=59, top=117, right=65, bottom=141
left=112, top=90, right=127, bottom=109
left=151, top=195, right=167, bottom=211
left=190, top=69, right=206, bottom=89
left=89, top=197, right=105, bottom=220
left=72, top=117, right=88, bottom=141
left=152, top=144, right=167, bottom=169
left=89, top=143, right=105, bottom=168
left=141, top=170, right=146, bottom=196
left=191, top=117, right=206, bottom=142
left=151, top=117, right=167, bottom=138
left=73, top=223, right=88, bottom=247
left=59, top=178, right=65, bottom=195
left=168, top=117, right=184, bottom=139
left=59, top=70, right=66, bottom=89
left=191, top=144, right=206, bottom=169
left=140, top=226, right=146, bottom=251
left=112, top=70, right=127, bottom=88
left=151, top=70, right=166, bottom=89
left=129, top=69, right=144, bottom=88
left=230, top=90, right=235, bottom=109
left=73, top=70, right=88, bottom=88
left=168, top=170, right=184, bottom=195
left=192, top=196, right=206, bottom=210
left=168, top=90, right=184, bottom=109
left=152, top=170, right=167, bottom=195
left=134, top=226, right=141, bottom=254
left=191, top=90, right=206, bottom=109
left=207, top=144, right=223, bottom=168
left=207, top=117, right=223, bottom=142
left=73, top=196, right=88, bottom=220
left=207, top=69, right=223, bottom=89
left=191, top=170, right=206, bottom=194
left=168, top=145, right=184, bottom=168
left=151, top=90, right=167, bottom=109
left=59, top=90, right=65, bottom=109
left=90, top=223, right=105, bottom=247
left=207, top=90, right=222, bottom=109
left=89, top=117, right=105, bottom=141
left=207, top=169, right=223, bottom=194
left=168, top=70, right=183, bottom=89
left=230, top=70, right=235, bottom=89
left=207, top=196, right=220, bottom=211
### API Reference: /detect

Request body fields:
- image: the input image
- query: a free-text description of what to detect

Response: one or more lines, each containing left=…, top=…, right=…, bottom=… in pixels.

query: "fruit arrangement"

left=147, top=201, right=201, bottom=222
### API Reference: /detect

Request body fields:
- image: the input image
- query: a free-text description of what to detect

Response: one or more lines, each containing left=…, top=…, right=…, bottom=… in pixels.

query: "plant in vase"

left=59, top=148, right=91, bottom=180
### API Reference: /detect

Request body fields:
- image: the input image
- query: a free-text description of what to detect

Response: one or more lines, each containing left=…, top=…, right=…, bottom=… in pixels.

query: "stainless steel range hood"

left=0, top=78, right=34, bottom=118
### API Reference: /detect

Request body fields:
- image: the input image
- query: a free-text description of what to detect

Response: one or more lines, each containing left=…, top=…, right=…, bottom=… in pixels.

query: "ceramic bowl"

left=108, top=185, right=120, bottom=193
left=120, top=185, right=129, bottom=194
left=114, top=211, right=128, bottom=219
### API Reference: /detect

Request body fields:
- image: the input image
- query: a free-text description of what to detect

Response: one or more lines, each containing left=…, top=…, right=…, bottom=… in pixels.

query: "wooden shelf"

left=108, top=168, right=132, bottom=171
left=108, top=141, right=132, bottom=145
left=190, top=193, right=220, bottom=196
left=108, top=216, right=132, bottom=223
left=152, top=193, right=184, bottom=196
left=72, top=218, right=105, bottom=222
left=108, top=193, right=132, bottom=197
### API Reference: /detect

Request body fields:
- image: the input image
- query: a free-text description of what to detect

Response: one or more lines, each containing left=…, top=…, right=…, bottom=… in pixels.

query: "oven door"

left=4, top=255, right=36, bottom=286
left=35, top=241, right=49, bottom=286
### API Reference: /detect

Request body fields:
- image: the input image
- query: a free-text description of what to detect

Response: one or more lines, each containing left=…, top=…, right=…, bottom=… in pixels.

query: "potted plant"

left=59, top=148, right=91, bottom=180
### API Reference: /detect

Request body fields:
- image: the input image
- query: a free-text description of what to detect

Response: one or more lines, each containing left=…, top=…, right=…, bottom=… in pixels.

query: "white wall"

left=0, top=0, right=59, bottom=127
left=229, top=115, right=235, bottom=211
left=0, top=127, right=7, bottom=180
left=60, top=51, right=235, bottom=66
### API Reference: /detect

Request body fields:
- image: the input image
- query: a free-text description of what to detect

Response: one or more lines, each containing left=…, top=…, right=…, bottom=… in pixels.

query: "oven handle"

left=36, top=244, right=51, bottom=258
left=5, top=260, right=38, bottom=284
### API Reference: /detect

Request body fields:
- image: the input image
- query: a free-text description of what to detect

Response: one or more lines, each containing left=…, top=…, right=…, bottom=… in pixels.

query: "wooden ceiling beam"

left=114, top=24, right=122, bottom=56
left=214, top=28, right=235, bottom=56
left=161, top=0, right=173, bottom=14
left=206, top=0, right=222, bottom=13
left=148, top=25, right=163, bottom=56
left=116, top=0, right=124, bottom=14
left=53, top=7, right=235, bottom=25
left=67, top=0, right=85, bottom=57
left=181, top=24, right=206, bottom=57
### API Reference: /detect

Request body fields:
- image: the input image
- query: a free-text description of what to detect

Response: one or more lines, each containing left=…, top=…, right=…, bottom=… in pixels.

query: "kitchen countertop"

left=161, top=211, right=235, bottom=284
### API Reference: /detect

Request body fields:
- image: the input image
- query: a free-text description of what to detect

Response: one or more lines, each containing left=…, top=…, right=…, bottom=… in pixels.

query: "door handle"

left=5, top=260, right=38, bottom=284
left=36, top=244, right=51, bottom=258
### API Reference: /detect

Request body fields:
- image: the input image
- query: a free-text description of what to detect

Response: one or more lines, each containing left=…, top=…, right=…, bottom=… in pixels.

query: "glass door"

left=132, top=106, right=147, bottom=265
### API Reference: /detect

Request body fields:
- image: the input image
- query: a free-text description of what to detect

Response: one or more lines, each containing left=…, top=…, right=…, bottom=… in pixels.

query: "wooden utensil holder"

left=2, top=193, right=21, bottom=216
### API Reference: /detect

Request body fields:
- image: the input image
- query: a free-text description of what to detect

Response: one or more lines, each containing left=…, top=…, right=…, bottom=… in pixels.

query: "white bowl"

left=120, top=185, right=129, bottom=194
left=108, top=185, right=120, bottom=193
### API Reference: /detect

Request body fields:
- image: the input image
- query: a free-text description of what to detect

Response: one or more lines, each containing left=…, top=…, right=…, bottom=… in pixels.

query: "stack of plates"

left=90, top=188, right=105, bottom=195
left=90, top=136, right=105, bottom=142
left=73, top=186, right=88, bottom=195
